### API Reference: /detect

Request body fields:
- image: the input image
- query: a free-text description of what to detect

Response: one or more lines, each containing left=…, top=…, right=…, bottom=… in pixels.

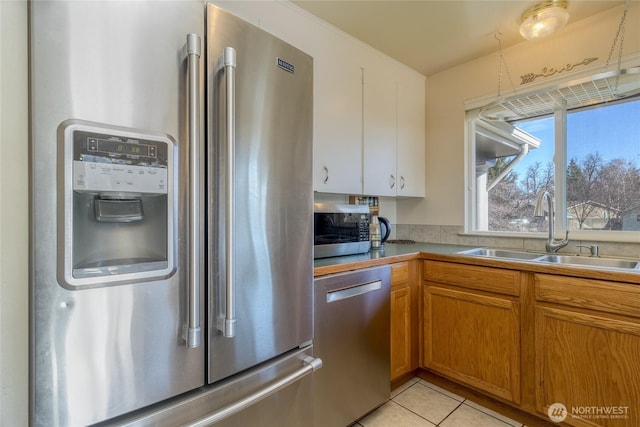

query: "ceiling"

left=292, top=0, right=626, bottom=76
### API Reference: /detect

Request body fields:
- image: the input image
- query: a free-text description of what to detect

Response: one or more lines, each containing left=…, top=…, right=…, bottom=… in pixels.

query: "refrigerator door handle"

left=186, top=33, right=202, bottom=348
left=220, top=46, right=237, bottom=338
left=183, top=356, right=322, bottom=427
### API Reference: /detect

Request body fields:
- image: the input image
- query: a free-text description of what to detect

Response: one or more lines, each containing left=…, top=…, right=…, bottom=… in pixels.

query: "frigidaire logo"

left=277, top=58, right=295, bottom=73
left=548, top=403, right=568, bottom=423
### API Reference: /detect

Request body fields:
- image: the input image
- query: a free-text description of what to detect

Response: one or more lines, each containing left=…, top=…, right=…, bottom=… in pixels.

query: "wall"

left=0, top=1, right=29, bottom=425
left=397, top=3, right=640, bottom=255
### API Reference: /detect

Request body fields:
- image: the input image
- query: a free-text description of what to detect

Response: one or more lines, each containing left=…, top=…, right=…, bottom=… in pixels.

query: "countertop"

left=314, top=242, right=467, bottom=266
left=313, top=242, right=640, bottom=285
left=313, top=242, right=471, bottom=276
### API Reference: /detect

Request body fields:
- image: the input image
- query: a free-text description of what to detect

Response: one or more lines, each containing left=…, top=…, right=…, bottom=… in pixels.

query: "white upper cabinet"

left=363, top=66, right=397, bottom=197
left=363, top=65, right=425, bottom=197
left=396, top=75, right=425, bottom=197
left=313, top=53, right=364, bottom=194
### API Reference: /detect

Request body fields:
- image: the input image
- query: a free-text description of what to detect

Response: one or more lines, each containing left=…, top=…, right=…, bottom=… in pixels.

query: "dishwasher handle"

left=326, top=280, right=383, bottom=303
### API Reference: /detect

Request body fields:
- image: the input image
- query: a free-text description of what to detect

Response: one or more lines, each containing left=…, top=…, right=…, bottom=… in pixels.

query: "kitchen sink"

left=457, top=248, right=542, bottom=260
left=458, top=247, right=640, bottom=271
left=535, top=255, right=640, bottom=270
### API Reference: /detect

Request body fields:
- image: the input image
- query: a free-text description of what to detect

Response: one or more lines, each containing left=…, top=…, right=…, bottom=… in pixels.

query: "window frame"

left=465, top=89, right=640, bottom=244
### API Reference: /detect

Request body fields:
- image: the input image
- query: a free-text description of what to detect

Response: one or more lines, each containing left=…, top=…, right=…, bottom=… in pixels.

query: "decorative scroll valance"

left=480, top=66, right=640, bottom=122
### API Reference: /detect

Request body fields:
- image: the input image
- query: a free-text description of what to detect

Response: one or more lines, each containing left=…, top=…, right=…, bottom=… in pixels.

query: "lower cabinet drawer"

left=535, top=273, right=640, bottom=318
left=424, top=260, right=520, bottom=296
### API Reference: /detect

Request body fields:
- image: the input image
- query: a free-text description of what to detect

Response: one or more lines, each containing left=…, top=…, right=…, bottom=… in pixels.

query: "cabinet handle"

left=323, top=166, right=329, bottom=184
left=389, top=174, right=395, bottom=189
left=400, top=175, right=405, bottom=190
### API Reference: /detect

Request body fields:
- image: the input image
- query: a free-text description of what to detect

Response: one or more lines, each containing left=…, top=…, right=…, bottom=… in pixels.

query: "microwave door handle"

left=221, top=47, right=237, bottom=338
left=185, top=33, right=202, bottom=348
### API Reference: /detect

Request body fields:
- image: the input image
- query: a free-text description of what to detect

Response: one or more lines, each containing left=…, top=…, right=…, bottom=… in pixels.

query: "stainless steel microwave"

left=314, top=203, right=371, bottom=259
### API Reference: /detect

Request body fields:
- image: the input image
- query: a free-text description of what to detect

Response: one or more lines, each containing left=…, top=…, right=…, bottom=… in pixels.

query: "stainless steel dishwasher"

left=313, top=265, right=391, bottom=427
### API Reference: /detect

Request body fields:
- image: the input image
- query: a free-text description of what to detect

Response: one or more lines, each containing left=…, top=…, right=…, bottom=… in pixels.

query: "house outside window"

left=466, top=70, right=640, bottom=242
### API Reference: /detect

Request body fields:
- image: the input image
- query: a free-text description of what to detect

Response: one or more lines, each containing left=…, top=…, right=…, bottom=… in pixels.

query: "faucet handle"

left=547, top=230, right=570, bottom=253
left=577, top=244, right=599, bottom=257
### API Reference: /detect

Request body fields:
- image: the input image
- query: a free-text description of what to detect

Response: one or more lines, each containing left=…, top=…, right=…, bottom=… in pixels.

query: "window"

left=469, top=96, right=640, bottom=238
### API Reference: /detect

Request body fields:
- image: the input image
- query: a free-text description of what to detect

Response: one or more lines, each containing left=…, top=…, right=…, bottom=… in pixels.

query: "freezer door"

left=30, top=2, right=205, bottom=426
left=206, top=5, right=314, bottom=383
left=105, top=346, right=320, bottom=427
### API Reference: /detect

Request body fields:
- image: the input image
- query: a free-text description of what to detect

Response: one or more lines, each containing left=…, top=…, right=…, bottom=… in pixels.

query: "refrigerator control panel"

left=70, top=127, right=171, bottom=194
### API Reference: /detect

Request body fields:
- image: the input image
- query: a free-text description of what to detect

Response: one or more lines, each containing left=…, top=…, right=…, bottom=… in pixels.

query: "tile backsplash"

left=395, top=224, right=640, bottom=259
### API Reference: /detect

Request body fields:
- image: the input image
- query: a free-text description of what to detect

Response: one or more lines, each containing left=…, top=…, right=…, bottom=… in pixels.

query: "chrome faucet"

left=534, top=190, right=569, bottom=253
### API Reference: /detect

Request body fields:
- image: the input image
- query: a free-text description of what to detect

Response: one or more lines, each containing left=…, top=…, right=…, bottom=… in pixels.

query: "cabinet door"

left=535, top=306, right=640, bottom=427
left=391, top=286, right=411, bottom=380
left=396, top=76, right=425, bottom=197
left=363, top=67, right=397, bottom=196
left=313, top=54, right=363, bottom=194
left=424, top=285, right=521, bottom=403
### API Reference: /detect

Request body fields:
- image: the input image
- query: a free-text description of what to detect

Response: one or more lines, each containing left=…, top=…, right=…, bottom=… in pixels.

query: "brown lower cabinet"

left=421, top=260, right=640, bottom=427
left=390, top=261, right=420, bottom=381
left=391, top=285, right=411, bottom=379
left=423, top=261, right=521, bottom=404
left=534, top=273, right=640, bottom=427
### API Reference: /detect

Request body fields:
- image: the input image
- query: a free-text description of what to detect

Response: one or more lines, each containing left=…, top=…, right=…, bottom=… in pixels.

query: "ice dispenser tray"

left=95, top=195, right=144, bottom=222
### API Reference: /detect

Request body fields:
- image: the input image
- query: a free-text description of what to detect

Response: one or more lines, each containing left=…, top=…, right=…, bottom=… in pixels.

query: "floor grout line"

left=461, top=400, right=525, bottom=427
left=390, top=399, right=441, bottom=426
left=390, top=381, right=468, bottom=426
left=434, top=400, right=465, bottom=426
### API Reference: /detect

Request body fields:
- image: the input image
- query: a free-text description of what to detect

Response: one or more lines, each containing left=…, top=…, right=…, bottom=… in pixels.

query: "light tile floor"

left=353, top=378, right=529, bottom=427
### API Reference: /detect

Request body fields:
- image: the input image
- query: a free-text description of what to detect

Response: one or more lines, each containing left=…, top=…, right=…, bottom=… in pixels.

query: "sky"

left=511, top=98, right=640, bottom=180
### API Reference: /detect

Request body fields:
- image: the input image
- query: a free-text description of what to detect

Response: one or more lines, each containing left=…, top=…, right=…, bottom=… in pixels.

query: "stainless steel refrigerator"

left=29, top=2, right=317, bottom=426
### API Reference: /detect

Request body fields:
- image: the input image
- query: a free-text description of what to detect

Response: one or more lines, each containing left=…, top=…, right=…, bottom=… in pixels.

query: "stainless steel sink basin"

left=535, top=255, right=640, bottom=270
left=457, top=248, right=542, bottom=260
left=458, top=247, right=640, bottom=271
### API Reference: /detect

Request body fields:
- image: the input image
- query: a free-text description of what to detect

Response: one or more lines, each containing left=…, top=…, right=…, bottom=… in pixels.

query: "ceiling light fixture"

left=519, top=0, right=570, bottom=40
